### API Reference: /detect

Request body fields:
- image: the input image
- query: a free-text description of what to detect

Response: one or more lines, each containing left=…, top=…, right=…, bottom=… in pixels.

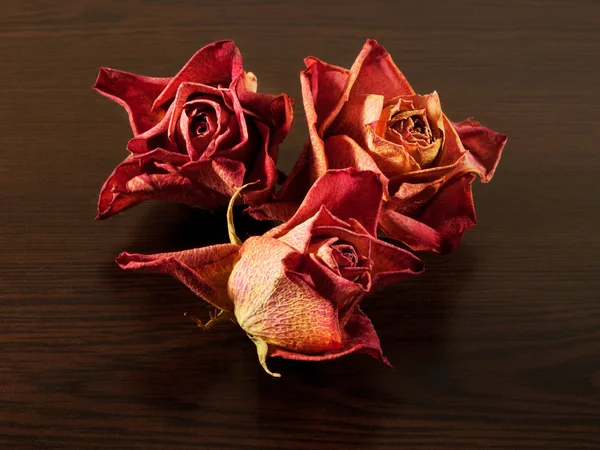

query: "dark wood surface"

left=2, top=1, right=599, bottom=448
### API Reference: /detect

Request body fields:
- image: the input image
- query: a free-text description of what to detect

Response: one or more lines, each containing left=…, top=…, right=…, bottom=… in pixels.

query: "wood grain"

left=1, top=0, right=599, bottom=448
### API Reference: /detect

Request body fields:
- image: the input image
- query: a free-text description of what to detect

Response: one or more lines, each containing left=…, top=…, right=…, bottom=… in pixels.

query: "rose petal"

left=303, top=253, right=367, bottom=318
left=211, top=81, right=252, bottom=160
left=244, top=71, right=258, bottom=93
left=300, top=71, right=328, bottom=184
left=116, top=243, right=240, bottom=311
left=247, top=143, right=311, bottom=222
left=302, top=56, right=349, bottom=132
left=96, top=156, right=223, bottom=219
left=230, top=237, right=343, bottom=354
left=384, top=92, right=444, bottom=168
left=233, top=73, right=294, bottom=146
left=364, top=126, right=421, bottom=179
left=309, top=225, right=371, bottom=258
left=368, top=237, right=424, bottom=290
left=380, top=173, right=477, bottom=253
left=152, top=40, right=244, bottom=110
left=166, top=82, right=224, bottom=151
left=435, top=114, right=467, bottom=167
left=93, top=67, right=170, bottom=136
left=453, top=118, right=508, bottom=182
left=181, top=157, right=246, bottom=199
left=387, top=153, right=466, bottom=186
left=268, top=94, right=295, bottom=145
left=270, top=307, right=390, bottom=367
left=416, top=173, right=478, bottom=253
left=349, top=39, right=414, bottom=101
left=326, top=94, right=385, bottom=144
left=127, top=102, right=179, bottom=154
left=378, top=208, right=442, bottom=253
left=319, top=39, right=414, bottom=136
left=323, top=134, right=385, bottom=183
left=269, top=168, right=384, bottom=238
left=269, top=205, right=351, bottom=254
left=386, top=178, right=444, bottom=215
left=180, top=99, right=223, bottom=160
left=96, top=156, right=144, bottom=219
left=310, top=237, right=344, bottom=273
left=239, top=122, right=278, bottom=207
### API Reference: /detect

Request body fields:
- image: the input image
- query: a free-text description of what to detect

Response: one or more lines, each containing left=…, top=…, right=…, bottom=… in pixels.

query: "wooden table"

left=2, top=1, right=599, bottom=448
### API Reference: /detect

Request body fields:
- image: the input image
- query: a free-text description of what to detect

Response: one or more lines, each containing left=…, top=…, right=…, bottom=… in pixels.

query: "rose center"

left=335, top=244, right=358, bottom=267
left=190, top=113, right=209, bottom=137
left=389, top=112, right=433, bottom=144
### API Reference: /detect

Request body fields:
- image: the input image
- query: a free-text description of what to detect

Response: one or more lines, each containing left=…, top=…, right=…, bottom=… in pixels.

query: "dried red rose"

left=254, top=39, right=507, bottom=253
left=94, top=40, right=293, bottom=219
left=117, top=169, right=423, bottom=376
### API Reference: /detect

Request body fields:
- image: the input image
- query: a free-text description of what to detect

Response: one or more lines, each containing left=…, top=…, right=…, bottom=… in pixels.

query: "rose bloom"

left=94, top=40, right=293, bottom=219
left=117, top=169, right=423, bottom=376
left=254, top=39, right=507, bottom=253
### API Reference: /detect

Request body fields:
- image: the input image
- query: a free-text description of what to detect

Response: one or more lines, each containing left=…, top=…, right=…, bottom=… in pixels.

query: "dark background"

left=1, top=0, right=599, bottom=448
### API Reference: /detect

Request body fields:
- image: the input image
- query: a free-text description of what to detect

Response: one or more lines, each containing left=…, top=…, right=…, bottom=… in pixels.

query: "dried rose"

left=117, top=169, right=423, bottom=376
left=254, top=39, right=507, bottom=253
left=94, top=40, right=293, bottom=219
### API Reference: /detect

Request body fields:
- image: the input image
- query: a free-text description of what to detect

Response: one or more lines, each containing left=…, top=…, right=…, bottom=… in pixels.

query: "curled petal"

left=166, top=82, right=224, bottom=149
left=97, top=156, right=145, bottom=219
left=270, top=205, right=351, bottom=254
left=303, top=254, right=367, bottom=326
left=302, top=57, right=350, bottom=132
left=239, top=122, right=278, bottom=207
left=386, top=178, right=444, bottom=215
left=326, top=94, right=384, bottom=143
left=319, top=39, right=414, bottom=136
left=116, top=243, right=241, bottom=311
left=324, top=133, right=384, bottom=174
left=96, top=156, right=223, bottom=219
left=416, top=173, right=477, bottom=253
left=271, top=307, right=391, bottom=367
left=133, top=148, right=190, bottom=167
left=269, top=168, right=384, bottom=238
left=268, top=94, right=295, bottom=145
left=348, top=39, right=414, bottom=101
left=387, top=153, right=466, bottom=186
left=93, top=67, right=170, bottom=136
left=300, top=71, right=328, bottom=184
left=127, top=102, right=178, bottom=154
left=453, top=118, right=508, bottom=182
left=380, top=173, right=477, bottom=253
left=379, top=209, right=441, bottom=253
left=233, top=73, right=294, bottom=146
left=368, top=237, right=425, bottom=290
left=364, top=126, right=420, bottom=179
left=435, top=115, right=467, bottom=167
left=247, top=144, right=312, bottom=222
left=152, top=40, right=244, bottom=110
left=242, top=71, right=258, bottom=93
left=181, top=157, right=246, bottom=199
left=309, top=225, right=371, bottom=258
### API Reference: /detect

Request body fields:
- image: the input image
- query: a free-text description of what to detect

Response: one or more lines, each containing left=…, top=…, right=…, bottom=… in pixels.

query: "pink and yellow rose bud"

left=94, top=40, right=293, bottom=219
left=254, top=39, right=507, bottom=253
left=117, top=169, right=423, bottom=376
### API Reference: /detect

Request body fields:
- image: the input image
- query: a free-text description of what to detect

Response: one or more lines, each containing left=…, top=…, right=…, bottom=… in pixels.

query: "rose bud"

left=253, top=39, right=507, bottom=253
left=93, top=40, right=293, bottom=219
left=116, top=169, right=423, bottom=376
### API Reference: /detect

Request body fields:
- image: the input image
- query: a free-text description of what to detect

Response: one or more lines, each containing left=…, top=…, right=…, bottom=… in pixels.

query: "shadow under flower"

left=97, top=201, right=276, bottom=405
